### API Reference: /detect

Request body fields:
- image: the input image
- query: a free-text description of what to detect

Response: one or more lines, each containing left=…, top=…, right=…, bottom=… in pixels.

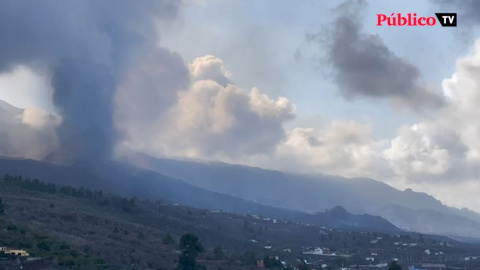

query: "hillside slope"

left=125, top=154, right=480, bottom=239
left=0, top=157, right=399, bottom=232
left=0, top=176, right=476, bottom=270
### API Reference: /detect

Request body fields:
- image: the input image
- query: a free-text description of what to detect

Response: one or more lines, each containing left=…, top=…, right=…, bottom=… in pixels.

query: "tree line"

left=1, top=174, right=104, bottom=198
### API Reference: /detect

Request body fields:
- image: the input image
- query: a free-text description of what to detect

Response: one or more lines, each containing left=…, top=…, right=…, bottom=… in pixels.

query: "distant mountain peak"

left=0, top=99, right=23, bottom=115
left=326, top=206, right=348, bottom=215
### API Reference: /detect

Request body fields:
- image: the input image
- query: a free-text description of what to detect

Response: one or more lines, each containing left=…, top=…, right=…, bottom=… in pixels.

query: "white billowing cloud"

left=249, top=120, right=389, bottom=178
left=160, top=80, right=295, bottom=157
left=384, top=39, right=480, bottom=183
left=122, top=55, right=295, bottom=159
left=113, top=40, right=480, bottom=211
left=189, top=55, right=232, bottom=86
left=0, top=101, right=59, bottom=160
left=157, top=41, right=480, bottom=197
left=21, top=107, right=60, bottom=129
left=384, top=124, right=451, bottom=176
left=120, top=55, right=384, bottom=179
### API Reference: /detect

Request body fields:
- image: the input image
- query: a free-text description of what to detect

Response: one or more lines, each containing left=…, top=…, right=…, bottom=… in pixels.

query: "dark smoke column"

left=52, top=59, right=116, bottom=162
left=0, top=0, right=187, bottom=164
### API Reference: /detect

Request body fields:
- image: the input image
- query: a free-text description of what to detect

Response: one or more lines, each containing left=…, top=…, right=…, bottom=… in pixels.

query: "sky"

left=1, top=0, right=480, bottom=211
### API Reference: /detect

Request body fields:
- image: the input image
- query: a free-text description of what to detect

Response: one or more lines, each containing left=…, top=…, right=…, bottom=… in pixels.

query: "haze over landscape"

left=2, top=0, right=480, bottom=269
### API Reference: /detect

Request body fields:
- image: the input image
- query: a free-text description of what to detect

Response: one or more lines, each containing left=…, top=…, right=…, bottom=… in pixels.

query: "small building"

left=5, top=249, right=29, bottom=257
left=303, top=248, right=324, bottom=255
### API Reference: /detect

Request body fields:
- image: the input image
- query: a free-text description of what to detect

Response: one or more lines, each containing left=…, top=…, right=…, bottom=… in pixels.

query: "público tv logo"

left=376, top=13, right=457, bottom=27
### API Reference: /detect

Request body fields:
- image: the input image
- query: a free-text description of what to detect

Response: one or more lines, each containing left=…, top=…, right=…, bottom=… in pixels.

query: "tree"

left=419, top=234, right=425, bottom=243
left=387, top=260, right=402, bottom=270
left=241, top=251, right=257, bottom=266
left=213, top=246, right=225, bottom=260
left=263, top=255, right=282, bottom=268
left=0, top=197, right=4, bottom=215
left=176, top=233, right=205, bottom=270
left=298, top=262, right=310, bottom=270
left=163, top=233, right=175, bottom=245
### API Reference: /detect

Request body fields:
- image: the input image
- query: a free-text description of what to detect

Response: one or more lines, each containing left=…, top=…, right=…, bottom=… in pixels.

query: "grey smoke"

left=433, top=0, right=480, bottom=25
left=51, top=59, right=115, bottom=161
left=0, top=100, right=59, bottom=160
left=310, top=0, right=444, bottom=110
left=0, top=0, right=188, bottom=163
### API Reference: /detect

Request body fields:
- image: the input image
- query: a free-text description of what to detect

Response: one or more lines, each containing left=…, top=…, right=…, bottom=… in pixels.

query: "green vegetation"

left=0, top=173, right=470, bottom=270
left=263, top=255, right=282, bottom=268
left=388, top=260, right=402, bottom=270
left=176, top=233, right=206, bottom=270
left=297, top=262, right=310, bottom=270
left=213, top=246, right=225, bottom=260
left=163, top=233, right=175, bottom=245
left=1, top=174, right=102, bottom=198
left=241, top=250, right=257, bottom=266
left=0, top=219, right=108, bottom=270
left=0, top=197, right=4, bottom=215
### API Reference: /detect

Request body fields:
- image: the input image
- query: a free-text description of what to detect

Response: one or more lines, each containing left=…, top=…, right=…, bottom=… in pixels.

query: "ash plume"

left=0, top=0, right=187, bottom=163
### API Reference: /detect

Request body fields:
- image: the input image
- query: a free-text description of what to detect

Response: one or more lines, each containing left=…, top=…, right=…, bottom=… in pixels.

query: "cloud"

left=248, top=38, right=480, bottom=210
left=433, top=0, right=480, bottom=25
left=21, top=107, right=60, bottom=129
left=249, top=120, right=389, bottom=178
left=154, top=40, right=480, bottom=208
left=189, top=55, right=232, bottom=87
left=384, top=124, right=451, bottom=176
left=384, top=39, right=480, bottom=183
left=308, top=0, right=443, bottom=110
left=114, top=49, right=190, bottom=153
left=124, top=55, right=295, bottom=159
left=116, top=53, right=387, bottom=179
left=0, top=66, right=55, bottom=112
left=0, top=101, right=59, bottom=160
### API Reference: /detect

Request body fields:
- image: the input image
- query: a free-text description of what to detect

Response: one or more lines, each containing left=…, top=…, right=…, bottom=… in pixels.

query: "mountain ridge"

left=0, top=157, right=399, bottom=232
left=125, top=153, right=480, bottom=239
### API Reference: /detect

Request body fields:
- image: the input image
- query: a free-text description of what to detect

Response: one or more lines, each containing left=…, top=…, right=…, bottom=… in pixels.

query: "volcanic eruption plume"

left=0, top=0, right=189, bottom=163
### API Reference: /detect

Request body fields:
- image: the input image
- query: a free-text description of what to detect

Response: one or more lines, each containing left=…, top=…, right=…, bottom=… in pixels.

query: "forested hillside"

left=0, top=175, right=478, bottom=270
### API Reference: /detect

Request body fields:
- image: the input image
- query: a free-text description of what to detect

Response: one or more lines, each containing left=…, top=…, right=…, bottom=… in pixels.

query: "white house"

left=5, top=249, right=29, bottom=257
